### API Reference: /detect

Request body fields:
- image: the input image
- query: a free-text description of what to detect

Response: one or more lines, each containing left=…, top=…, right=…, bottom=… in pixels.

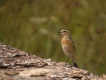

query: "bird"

left=59, top=29, right=78, bottom=68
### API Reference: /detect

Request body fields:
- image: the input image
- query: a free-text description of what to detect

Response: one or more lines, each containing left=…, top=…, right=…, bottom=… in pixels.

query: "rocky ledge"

left=0, top=42, right=106, bottom=80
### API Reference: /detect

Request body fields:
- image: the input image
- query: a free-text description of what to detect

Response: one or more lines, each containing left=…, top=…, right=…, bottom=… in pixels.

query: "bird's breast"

left=61, top=37, right=70, bottom=47
left=61, top=37, right=74, bottom=57
left=61, top=38, right=69, bottom=56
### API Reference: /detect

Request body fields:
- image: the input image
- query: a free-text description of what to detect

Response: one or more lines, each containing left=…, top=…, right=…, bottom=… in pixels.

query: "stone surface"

left=0, top=41, right=105, bottom=80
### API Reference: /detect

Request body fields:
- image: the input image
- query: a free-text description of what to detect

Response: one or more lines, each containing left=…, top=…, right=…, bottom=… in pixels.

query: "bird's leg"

left=65, top=57, right=70, bottom=64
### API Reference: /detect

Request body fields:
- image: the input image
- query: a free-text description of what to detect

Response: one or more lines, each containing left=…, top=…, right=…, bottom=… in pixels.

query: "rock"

left=0, top=42, right=106, bottom=80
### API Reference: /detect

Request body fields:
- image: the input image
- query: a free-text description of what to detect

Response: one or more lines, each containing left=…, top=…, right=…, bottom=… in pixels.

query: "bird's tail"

left=72, top=57, right=78, bottom=68
left=73, top=61, right=78, bottom=68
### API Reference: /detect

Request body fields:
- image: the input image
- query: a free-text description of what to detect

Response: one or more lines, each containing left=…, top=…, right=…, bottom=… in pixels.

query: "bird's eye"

left=63, top=31, right=66, bottom=32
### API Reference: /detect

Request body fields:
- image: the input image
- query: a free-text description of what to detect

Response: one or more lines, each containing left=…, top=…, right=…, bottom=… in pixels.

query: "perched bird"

left=59, top=30, right=78, bottom=68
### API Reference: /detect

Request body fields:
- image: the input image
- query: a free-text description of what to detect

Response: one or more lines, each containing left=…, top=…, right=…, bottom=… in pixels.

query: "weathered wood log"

left=0, top=41, right=105, bottom=80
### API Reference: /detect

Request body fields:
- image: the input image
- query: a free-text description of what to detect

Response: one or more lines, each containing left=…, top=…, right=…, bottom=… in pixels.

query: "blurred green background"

left=0, top=0, right=106, bottom=75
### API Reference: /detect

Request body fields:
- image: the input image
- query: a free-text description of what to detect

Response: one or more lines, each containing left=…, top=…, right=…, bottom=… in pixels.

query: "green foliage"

left=0, top=0, right=106, bottom=74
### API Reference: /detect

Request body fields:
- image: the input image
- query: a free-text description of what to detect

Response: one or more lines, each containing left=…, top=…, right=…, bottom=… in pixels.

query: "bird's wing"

left=68, top=36, right=75, bottom=51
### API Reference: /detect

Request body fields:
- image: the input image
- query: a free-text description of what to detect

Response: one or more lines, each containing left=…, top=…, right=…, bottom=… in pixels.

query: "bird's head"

left=59, top=30, right=70, bottom=36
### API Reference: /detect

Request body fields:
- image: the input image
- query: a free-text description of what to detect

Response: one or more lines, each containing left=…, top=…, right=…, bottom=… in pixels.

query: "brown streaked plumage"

left=59, top=30, right=78, bottom=68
